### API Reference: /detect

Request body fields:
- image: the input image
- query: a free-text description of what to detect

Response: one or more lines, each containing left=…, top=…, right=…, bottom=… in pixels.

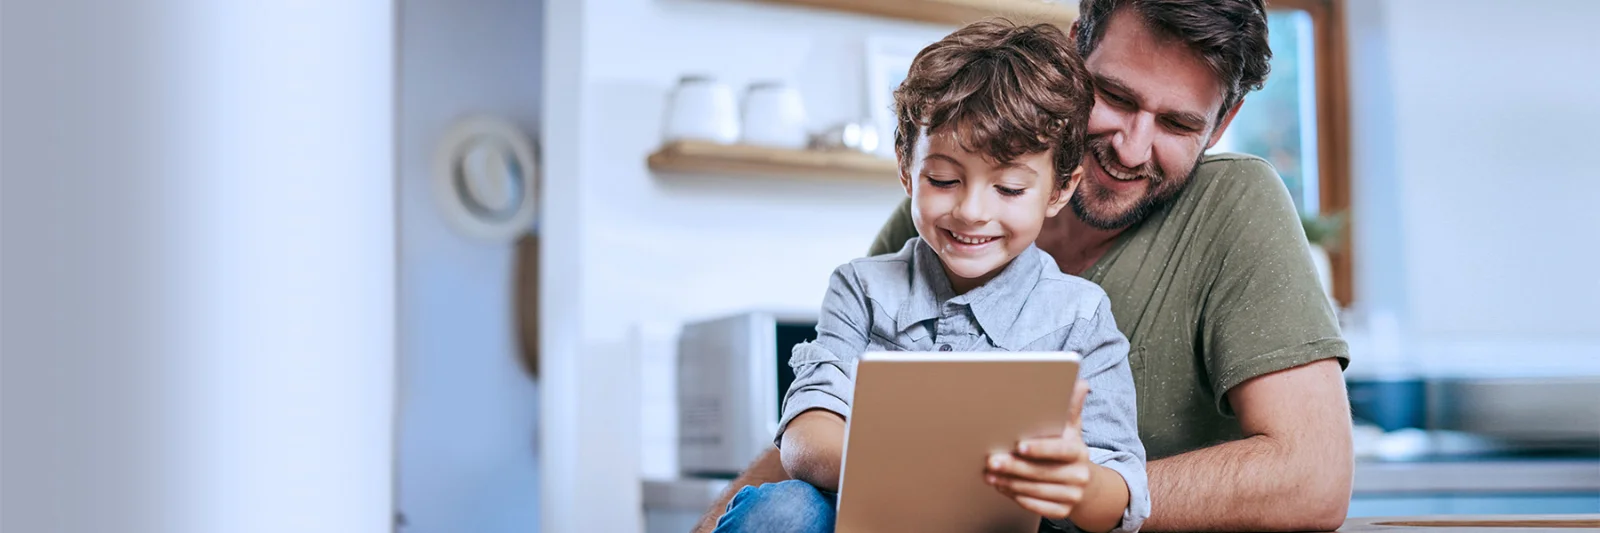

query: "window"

left=1212, top=10, right=1318, bottom=213
left=1208, top=0, right=1351, bottom=305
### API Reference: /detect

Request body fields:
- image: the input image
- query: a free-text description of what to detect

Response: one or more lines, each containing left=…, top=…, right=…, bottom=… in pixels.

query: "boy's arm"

left=774, top=263, right=872, bottom=490
left=1065, top=296, right=1147, bottom=533
left=780, top=409, right=847, bottom=491
left=994, top=296, right=1146, bottom=533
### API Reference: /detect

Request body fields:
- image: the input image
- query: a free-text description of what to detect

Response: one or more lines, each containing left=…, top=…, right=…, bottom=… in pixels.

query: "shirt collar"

left=896, top=238, right=1044, bottom=350
left=895, top=238, right=954, bottom=332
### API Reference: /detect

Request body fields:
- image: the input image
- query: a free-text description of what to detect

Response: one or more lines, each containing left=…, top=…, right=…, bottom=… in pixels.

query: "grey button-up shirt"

left=778, top=237, right=1150, bottom=533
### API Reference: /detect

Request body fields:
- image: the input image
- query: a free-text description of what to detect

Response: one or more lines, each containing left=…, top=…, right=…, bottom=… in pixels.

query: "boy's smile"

left=903, top=129, right=1080, bottom=294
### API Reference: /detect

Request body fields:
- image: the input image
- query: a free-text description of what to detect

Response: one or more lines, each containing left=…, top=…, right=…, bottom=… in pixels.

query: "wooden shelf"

left=647, top=140, right=900, bottom=181
left=752, top=0, right=1078, bottom=27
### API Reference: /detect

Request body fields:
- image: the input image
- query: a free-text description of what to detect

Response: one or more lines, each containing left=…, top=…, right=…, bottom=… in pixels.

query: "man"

left=693, top=0, right=1354, bottom=531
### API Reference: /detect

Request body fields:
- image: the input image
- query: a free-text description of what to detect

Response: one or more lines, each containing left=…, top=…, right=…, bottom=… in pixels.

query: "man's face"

left=1073, top=9, right=1238, bottom=230
left=903, top=129, right=1075, bottom=293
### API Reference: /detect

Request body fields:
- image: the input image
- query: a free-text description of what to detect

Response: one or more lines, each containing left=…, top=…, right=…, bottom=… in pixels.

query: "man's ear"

left=1046, top=166, right=1084, bottom=218
left=1204, top=99, right=1245, bottom=151
left=1069, top=20, right=1081, bottom=41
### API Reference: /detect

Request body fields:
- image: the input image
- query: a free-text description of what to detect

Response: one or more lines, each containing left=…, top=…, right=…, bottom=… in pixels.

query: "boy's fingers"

left=987, top=451, right=1090, bottom=483
left=985, top=473, right=1086, bottom=506
left=1009, top=493, right=1074, bottom=521
left=1012, top=437, right=1087, bottom=463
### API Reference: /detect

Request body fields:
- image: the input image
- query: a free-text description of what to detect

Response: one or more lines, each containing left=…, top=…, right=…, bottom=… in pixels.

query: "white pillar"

left=2, top=2, right=397, bottom=533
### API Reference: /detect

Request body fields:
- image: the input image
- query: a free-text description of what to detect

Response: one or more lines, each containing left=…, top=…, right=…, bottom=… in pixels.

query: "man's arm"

left=690, top=448, right=789, bottom=533
left=1141, top=359, right=1353, bottom=532
left=1142, top=159, right=1353, bottom=531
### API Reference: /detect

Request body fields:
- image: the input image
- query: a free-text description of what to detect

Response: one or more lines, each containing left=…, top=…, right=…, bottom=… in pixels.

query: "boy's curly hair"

left=893, top=20, right=1094, bottom=190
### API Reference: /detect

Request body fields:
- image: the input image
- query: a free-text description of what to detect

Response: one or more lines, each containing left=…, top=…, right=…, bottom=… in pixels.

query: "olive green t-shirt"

left=867, top=153, right=1349, bottom=460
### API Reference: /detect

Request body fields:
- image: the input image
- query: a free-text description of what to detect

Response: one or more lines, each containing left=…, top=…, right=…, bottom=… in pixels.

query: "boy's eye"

left=996, top=185, right=1025, bottom=197
left=926, top=177, right=959, bottom=188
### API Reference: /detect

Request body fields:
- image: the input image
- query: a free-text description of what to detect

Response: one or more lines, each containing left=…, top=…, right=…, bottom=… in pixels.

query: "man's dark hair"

left=1075, top=0, right=1272, bottom=123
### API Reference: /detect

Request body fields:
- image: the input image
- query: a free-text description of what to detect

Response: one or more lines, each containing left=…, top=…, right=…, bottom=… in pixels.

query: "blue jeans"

left=713, top=480, right=836, bottom=533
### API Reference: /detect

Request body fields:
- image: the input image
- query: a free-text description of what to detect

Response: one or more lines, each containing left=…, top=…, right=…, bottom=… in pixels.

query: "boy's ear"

left=900, top=166, right=913, bottom=197
left=1046, top=165, right=1084, bottom=217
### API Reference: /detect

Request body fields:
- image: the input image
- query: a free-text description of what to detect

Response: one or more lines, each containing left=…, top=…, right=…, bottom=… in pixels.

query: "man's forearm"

left=690, top=448, right=790, bottom=533
left=1141, top=434, right=1351, bottom=532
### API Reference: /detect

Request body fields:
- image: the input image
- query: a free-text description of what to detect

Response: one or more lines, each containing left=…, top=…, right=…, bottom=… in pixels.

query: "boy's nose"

left=953, top=189, right=992, bottom=225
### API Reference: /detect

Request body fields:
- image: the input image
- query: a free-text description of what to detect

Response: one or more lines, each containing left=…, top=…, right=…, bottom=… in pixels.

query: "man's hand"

left=985, top=380, right=1092, bottom=520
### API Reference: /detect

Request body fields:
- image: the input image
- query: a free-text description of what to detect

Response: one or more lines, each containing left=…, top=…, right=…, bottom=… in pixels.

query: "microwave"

left=677, top=310, right=819, bottom=477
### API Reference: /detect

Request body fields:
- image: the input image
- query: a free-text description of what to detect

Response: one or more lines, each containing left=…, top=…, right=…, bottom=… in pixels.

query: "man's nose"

left=1113, top=113, right=1156, bottom=170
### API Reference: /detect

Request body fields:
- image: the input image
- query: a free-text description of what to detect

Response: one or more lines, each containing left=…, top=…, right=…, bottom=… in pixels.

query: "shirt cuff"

left=1050, top=447, right=1150, bottom=533
left=773, top=390, right=850, bottom=447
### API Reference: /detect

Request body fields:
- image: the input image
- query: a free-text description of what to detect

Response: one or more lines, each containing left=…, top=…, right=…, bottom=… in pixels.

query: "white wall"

left=3, top=3, right=396, bottom=533
left=396, top=1, right=543, bottom=532
left=539, top=1, right=948, bottom=531
left=1345, top=0, right=1600, bottom=376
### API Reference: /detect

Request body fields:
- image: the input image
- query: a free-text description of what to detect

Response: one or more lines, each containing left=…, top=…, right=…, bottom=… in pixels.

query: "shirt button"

left=939, top=344, right=953, bottom=352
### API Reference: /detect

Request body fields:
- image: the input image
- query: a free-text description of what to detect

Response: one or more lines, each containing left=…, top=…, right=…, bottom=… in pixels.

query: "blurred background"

left=3, top=1, right=1597, bottom=533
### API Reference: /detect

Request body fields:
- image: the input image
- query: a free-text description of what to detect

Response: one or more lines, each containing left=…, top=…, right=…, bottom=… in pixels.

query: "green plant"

left=1301, top=212, right=1346, bottom=248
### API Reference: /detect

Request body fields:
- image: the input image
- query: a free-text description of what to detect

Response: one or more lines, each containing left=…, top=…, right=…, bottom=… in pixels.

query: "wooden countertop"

left=1339, top=515, right=1599, bottom=532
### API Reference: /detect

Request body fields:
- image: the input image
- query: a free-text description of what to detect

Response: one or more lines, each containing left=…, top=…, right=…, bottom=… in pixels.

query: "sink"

left=1427, top=377, right=1600, bottom=451
left=1342, top=515, right=1600, bottom=532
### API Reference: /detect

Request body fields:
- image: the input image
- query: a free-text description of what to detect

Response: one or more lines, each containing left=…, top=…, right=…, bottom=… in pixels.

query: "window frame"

left=1265, top=0, right=1353, bottom=307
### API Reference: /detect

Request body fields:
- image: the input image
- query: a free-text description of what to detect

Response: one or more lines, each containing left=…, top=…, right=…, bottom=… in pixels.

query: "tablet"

left=835, top=351, right=1081, bottom=533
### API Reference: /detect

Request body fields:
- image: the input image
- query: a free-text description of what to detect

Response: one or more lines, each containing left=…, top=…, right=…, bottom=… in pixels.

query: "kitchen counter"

left=1338, top=515, right=1599, bottom=532
left=644, top=458, right=1600, bottom=510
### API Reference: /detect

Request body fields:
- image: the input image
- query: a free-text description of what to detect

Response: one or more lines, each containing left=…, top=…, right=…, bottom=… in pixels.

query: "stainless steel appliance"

left=676, top=310, right=818, bottom=476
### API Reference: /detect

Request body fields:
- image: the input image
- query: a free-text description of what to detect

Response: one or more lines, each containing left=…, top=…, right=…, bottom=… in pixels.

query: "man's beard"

left=1070, top=136, right=1202, bottom=230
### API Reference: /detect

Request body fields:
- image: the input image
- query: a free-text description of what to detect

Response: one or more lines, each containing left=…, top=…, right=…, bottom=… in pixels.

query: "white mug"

left=663, top=75, right=739, bottom=144
left=741, top=82, right=808, bottom=149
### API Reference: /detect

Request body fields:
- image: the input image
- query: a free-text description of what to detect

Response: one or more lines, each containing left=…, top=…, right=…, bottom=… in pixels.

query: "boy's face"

left=902, top=128, right=1079, bottom=293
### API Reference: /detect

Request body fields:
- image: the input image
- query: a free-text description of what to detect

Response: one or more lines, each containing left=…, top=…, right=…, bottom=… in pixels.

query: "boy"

left=715, top=21, right=1148, bottom=533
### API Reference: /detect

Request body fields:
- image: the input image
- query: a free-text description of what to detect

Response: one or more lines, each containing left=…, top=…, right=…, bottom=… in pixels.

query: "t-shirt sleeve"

left=775, top=263, right=871, bottom=444
left=867, top=197, right=918, bottom=257
left=1200, top=158, right=1350, bottom=416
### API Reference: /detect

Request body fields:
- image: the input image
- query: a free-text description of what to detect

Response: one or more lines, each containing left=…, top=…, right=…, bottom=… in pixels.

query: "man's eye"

left=1163, top=118, right=1199, bottom=134
left=1101, top=90, right=1134, bottom=109
left=926, top=177, right=959, bottom=188
left=996, top=186, right=1025, bottom=197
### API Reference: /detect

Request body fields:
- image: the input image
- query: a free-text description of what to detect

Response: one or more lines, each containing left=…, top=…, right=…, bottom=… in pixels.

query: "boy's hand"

left=984, top=379, right=1093, bottom=520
